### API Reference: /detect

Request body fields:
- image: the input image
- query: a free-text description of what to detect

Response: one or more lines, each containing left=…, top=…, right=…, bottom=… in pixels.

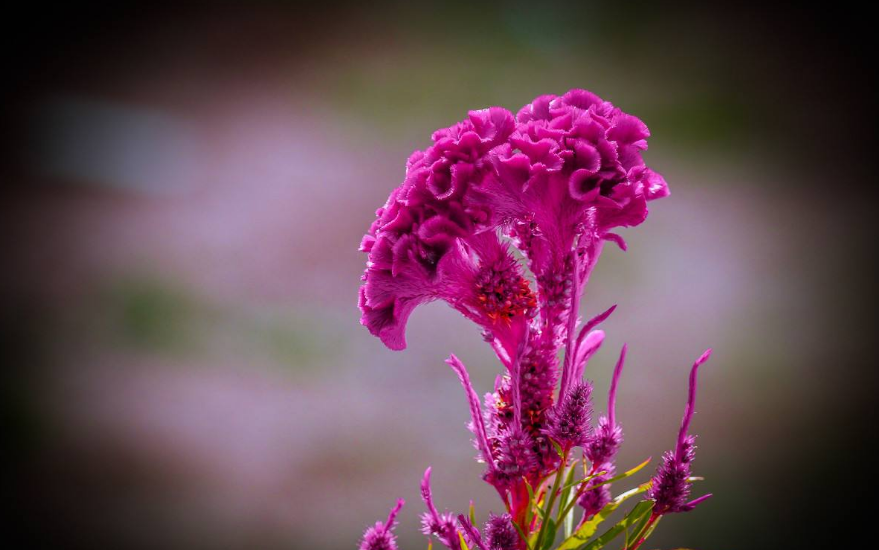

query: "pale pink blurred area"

left=4, top=4, right=872, bottom=550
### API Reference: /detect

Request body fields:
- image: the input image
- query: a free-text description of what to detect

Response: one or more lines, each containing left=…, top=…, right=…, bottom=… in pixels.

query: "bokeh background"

left=3, top=3, right=875, bottom=549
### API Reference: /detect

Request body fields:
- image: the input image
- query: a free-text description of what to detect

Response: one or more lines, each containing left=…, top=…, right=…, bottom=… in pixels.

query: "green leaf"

left=556, top=482, right=652, bottom=550
left=559, top=471, right=604, bottom=494
left=551, top=438, right=565, bottom=460
left=626, top=508, right=653, bottom=549
left=459, top=533, right=470, bottom=550
left=581, top=501, right=654, bottom=550
left=558, top=462, right=578, bottom=538
left=541, top=518, right=557, bottom=550
left=586, top=457, right=652, bottom=493
left=469, top=501, right=476, bottom=527
left=524, top=477, right=536, bottom=529
left=555, top=458, right=652, bottom=530
left=636, top=514, right=662, bottom=548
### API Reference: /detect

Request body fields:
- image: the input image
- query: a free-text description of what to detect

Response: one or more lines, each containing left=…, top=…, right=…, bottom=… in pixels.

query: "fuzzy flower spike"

left=420, top=467, right=462, bottom=550
left=359, top=499, right=405, bottom=550
left=578, top=344, right=626, bottom=520
left=647, top=349, right=714, bottom=515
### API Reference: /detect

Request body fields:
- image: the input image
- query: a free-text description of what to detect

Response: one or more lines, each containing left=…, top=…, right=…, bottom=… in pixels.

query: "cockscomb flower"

left=359, top=108, right=519, bottom=352
left=356, top=89, right=713, bottom=550
left=472, top=91, right=668, bottom=300
left=359, top=499, right=405, bottom=550
left=647, top=349, right=714, bottom=515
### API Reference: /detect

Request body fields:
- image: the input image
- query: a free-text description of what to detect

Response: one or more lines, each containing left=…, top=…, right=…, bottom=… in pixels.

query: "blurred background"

left=2, top=3, right=874, bottom=549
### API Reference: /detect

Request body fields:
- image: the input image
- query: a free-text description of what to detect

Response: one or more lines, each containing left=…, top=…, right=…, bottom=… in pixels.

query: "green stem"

left=626, top=513, right=659, bottom=550
left=534, top=455, right=566, bottom=549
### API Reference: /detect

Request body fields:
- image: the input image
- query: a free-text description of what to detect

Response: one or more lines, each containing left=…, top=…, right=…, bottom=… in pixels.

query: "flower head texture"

left=359, top=90, right=667, bottom=356
left=359, top=499, right=404, bottom=550
left=647, top=349, right=714, bottom=515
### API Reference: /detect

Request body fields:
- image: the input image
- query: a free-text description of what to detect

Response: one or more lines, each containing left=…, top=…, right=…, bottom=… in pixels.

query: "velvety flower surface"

left=359, top=90, right=668, bottom=357
left=359, top=108, right=519, bottom=352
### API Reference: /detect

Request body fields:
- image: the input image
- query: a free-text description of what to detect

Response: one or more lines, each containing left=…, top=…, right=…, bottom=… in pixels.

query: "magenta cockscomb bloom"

left=359, top=108, right=524, bottom=353
left=474, top=91, right=668, bottom=311
left=359, top=499, right=404, bottom=550
left=356, top=89, right=712, bottom=550
left=647, top=349, right=714, bottom=515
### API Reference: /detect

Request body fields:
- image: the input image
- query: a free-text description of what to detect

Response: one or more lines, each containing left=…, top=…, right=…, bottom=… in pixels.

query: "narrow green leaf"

left=635, top=514, right=662, bottom=548
left=459, top=533, right=470, bottom=550
left=626, top=509, right=653, bottom=549
left=556, top=461, right=651, bottom=533
left=558, top=462, right=578, bottom=537
left=469, top=501, right=476, bottom=526
left=534, top=505, right=547, bottom=520
left=541, top=518, right=557, bottom=550
left=586, top=457, right=652, bottom=493
left=559, top=471, right=604, bottom=494
left=564, top=510, right=574, bottom=541
left=581, top=501, right=654, bottom=550
left=524, top=477, right=536, bottom=529
left=556, top=482, right=652, bottom=550
left=550, top=438, right=565, bottom=460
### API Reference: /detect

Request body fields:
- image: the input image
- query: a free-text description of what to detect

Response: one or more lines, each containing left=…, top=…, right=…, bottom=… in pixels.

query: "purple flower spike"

left=421, top=467, right=462, bottom=550
left=360, top=499, right=405, bottom=550
left=495, top=426, right=538, bottom=480
left=571, top=329, right=605, bottom=388
left=457, top=514, right=488, bottom=550
left=577, top=466, right=614, bottom=518
left=545, top=381, right=593, bottom=450
left=484, top=513, right=518, bottom=550
left=676, top=349, right=711, bottom=460
left=575, top=304, right=617, bottom=352
left=647, top=349, right=713, bottom=515
left=446, top=354, right=497, bottom=479
left=586, top=344, right=626, bottom=465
